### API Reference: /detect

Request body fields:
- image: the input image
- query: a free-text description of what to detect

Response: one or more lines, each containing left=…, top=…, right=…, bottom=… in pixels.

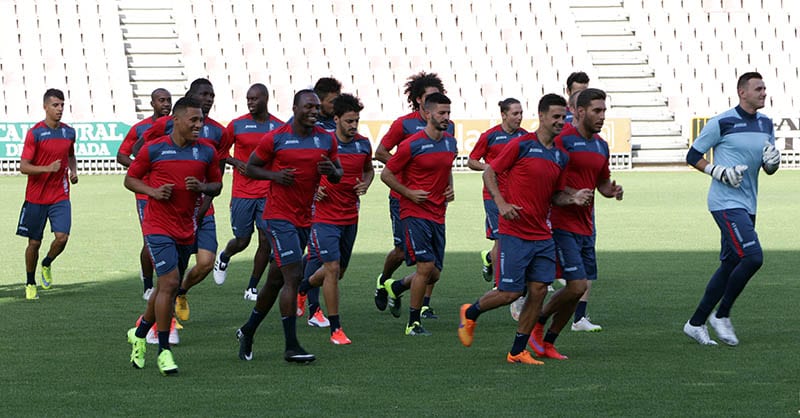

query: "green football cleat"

left=127, top=327, right=146, bottom=369
left=25, top=284, right=38, bottom=300
left=405, top=321, right=431, bottom=336
left=157, top=350, right=178, bottom=375
left=421, top=305, right=438, bottom=319
left=383, top=279, right=402, bottom=318
left=40, top=265, right=53, bottom=289
left=480, top=250, right=493, bottom=283
left=374, top=274, right=388, bottom=311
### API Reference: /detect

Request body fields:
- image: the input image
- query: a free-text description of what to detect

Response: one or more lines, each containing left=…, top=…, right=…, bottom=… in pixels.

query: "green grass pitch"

left=1, top=170, right=798, bottom=416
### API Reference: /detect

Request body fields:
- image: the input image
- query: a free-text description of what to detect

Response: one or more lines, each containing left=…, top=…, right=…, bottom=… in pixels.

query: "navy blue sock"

left=717, top=254, right=762, bottom=317
left=241, top=309, right=267, bottom=335
left=298, top=279, right=312, bottom=295
left=378, top=273, right=388, bottom=285
left=690, top=258, right=737, bottom=326
left=135, top=318, right=152, bottom=339
left=485, top=252, right=492, bottom=264
left=281, top=315, right=298, bottom=349
left=409, top=307, right=421, bottom=326
left=177, top=287, right=187, bottom=296
left=220, top=251, right=230, bottom=263
left=465, top=301, right=481, bottom=321
left=329, top=314, right=340, bottom=332
left=423, top=296, right=431, bottom=307
left=538, top=314, right=549, bottom=325
left=308, top=303, right=320, bottom=319
left=510, top=332, right=529, bottom=355
left=544, top=330, right=558, bottom=344
left=157, top=330, right=170, bottom=353
left=574, top=301, right=588, bottom=322
left=308, top=287, right=320, bottom=310
left=247, top=275, right=260, bottom=289
left=142, top=276, right=153, bottom=291
left=26, top=272, right=36, bottom=285
left=391, top=280, right=407, bottom=296
left=42, top=256, right=53, bottom=267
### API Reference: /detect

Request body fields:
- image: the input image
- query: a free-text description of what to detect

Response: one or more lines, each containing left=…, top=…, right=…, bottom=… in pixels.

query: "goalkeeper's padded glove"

left=704, top=164, right=748, bottom=188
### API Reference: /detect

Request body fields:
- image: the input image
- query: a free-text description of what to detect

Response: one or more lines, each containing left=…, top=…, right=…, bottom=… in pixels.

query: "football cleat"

left=296, top=293, right=307, bottom=317
left=175, top=295, right=190, bottom=321
left=25, top=284, right=38, bottom=300
left=236, top=328, right=254, bottom=361
left=480, top=250, right=493, bottom=282
left=40, top=265, right=53, bottom=289
left=284, top=347, right=315, bottom=363
left=457, top=304, right=476, bottom=347
left=383, top=279, right=402, bottom=318
left=571, top=317, right=602, bottom=332
left=127, top=327, right=146, bottom=369
left=528, top=323, right=545, bottom=356
left=308, top=308, right=330, bottom=327
left=507, top=350, right=544, bottom=365
left=213, top=251, right=228, bottom=285
left=405, top=321, right=431, bottom=336
left=157, top=350, right=178, bottom=375
left=540, top=342, right=568, bottom=360
left=330, top=328, right=352, bottom=345
left=683, top=320, right=719, bottom=346
left=243, top=287, right=258, bottom=301
left=374, top=274, right=388, bottom=311
left=509, top=296, right=525, bottom=322
left=142, top=287, right=154, bottom=301
left=708, top=314, right=739, bottom=346
left=421, top=305, right=438, bottom=319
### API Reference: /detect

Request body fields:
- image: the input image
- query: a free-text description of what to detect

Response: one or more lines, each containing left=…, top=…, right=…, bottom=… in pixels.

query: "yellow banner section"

left=357, top=119, right=631, bottom=156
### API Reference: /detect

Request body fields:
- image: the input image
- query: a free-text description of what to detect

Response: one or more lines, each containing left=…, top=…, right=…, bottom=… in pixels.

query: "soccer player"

left=380, top=92, right=457, bottom=336
left=16, top=88, right=78, bottom=300
left=313, top=77, right=342, bottom=132
left=373, top=71, right=454, bottom=320
left=117, top=88, right=172, bottom=300
left=528, top=88, right=624, bottom=359
left=683, top=72, right=779, bottom=346
left=125, top=97, right=222, bottom=375
left=467, top=98, right=527, bottom=283
left=457, top=94, right=592, bottom=363
left=297, top=93, right=374, bottom=345
left=564, top=71, right=590, bottom=124
left=235, top=89, right=342, bottom=363
left=214, top=83, right=283, bottom=301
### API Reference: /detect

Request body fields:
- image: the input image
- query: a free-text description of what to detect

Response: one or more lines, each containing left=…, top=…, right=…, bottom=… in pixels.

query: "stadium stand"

left=1, top=0, right=798, bottom=169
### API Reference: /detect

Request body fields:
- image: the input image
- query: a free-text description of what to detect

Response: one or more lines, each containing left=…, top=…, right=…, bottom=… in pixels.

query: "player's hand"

left=70, top=173, right=78, bottom=184
left=151, top=183, right=174, bottom=200
left=233, top=159, right=247, bottom=175
left=444, top=185, right=455, bottom=202
left=498, top=202, right=522, bottom=220
left=317, top=154, right=336, bottom=175
left=184, top=176, right=204, bottom=192
left=405, top=189, right=430, bottom=204
left=762, top=141, right=780, bottom=167
left=353, top=178, right=368, bottom=196
left=572, top=188, right=594, bottom=206
left=609, top=180, right=623, bottom=201
left=273, top=168, right=295, bottom=185
left=315, top=186, right=327, bottom=201
left=47, top=160, right=61, bottom=172
left=707, top=164, right=748, bottom=188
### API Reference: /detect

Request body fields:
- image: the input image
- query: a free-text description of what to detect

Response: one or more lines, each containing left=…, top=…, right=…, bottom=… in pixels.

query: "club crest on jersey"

left=313, top=136, right=321, bottom=148
left=192, top=147, right=199, bottom=160
left=203, top=126, right=209, bottom=137
left=759, top=119, right=768, bottom=132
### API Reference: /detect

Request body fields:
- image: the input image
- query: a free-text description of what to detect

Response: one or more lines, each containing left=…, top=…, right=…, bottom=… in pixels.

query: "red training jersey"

left=469, top=124, right=527, bottom=200
left=226, top=113, right=284, bottom=199
left=120, top=116, right=158, bottom=200
left=312, top=134, right=373, bottom=225
left=21, top=121, right=76, bottom=205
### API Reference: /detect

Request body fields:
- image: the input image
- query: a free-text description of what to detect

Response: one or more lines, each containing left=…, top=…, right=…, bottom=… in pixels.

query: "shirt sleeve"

left=379, top=118, right=405, bottom=151
left=385, top=139, right=411, bottom=174
left=556, top=152, right=570, bottom=191
left=597, top=140, right=611, bottom=182
left=362, top=140, right=374, bottom=171
left=489, top=137, right=521, bottom=175
left=206, top=150, right=222, bottom=183
left=119, top=125, right=138, bottom=156
left=469, top=130, right=489, bottom=161
left=20, top=129, right=37, bottom=161
left=327, top=132, right=339, bottom=162
left=143, top=118, right=166, bottom=144
left=253, top=132, right=275, bottom=166
left=691, top=117, right=721, bottom=154
left=127, top=144, right=151, bottom=179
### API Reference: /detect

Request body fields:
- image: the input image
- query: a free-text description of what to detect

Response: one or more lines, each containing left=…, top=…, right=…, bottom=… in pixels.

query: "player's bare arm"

left=381, top=167, right=428, bottom=203
left=374, top=143, right=392, bottom=164
left=124, top=175, right=173, bottom=200
left=68, top=154, right=78, bottom=184
left=245, top=152, right=295, bottom=185
left=19, top=158, right=61, bottom=175
left=483, top=166, right=520, bottom=220
left=444, top=173, right=455, bottom=202
left=353, top=164, right=375, bottom=196
left=318, top=154, right=343, bottom=183
left=552, top=188, right=593, bottom=207
left=185, top=176, right=222, bottom=197
left=597, top=178, right=623, bottom=200
left=467, top=158, right=487, bottom=171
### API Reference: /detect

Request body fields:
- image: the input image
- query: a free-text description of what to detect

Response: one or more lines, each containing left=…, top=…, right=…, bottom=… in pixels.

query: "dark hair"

left=187, top=78, right=213, bottom=97
left=172, top=97, right=202, bottom=115
left=293, top=89, right=318, bottom=106
left=404, top=71, right=445, bottom=110
left=333, top=93, right=364, bottom=117
left=43, top=88, right=64, bottom=103
left=737, top=72, right=763, bottom=90
left=566, top=71, right=590, bottom=93
left=568, top=91, right=581, bottom=110
left=537, top=94, right=567, bottom=113
left=576, top=88, right=606, bottom=108
left=249, top=83, right=269, bottom=98
left=498, top=98, right=521, bottom=113
left=150, top=88, right=170, bottom=100
left=313, top=77, right=342, bottom=98
left=424, top=92, right=451, bottom=111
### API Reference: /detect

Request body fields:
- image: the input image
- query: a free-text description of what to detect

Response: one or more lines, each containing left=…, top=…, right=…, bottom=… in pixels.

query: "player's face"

left=247, top=88, right=267, bottom=117
left=174, top=106, right=205, bottom=141
left=578, top=99, right=606, bottom=134
left=416, top=86, right=441, bottom=109
left=427, top=103, right=451, bottom=131
left=151, top=91, right=172, bottom=117
left=44, top=96, right=64, bottom=122
left=293, top=93, right=321, bottom=128
left=335, top=110, right=360, bottom=140
left=193, top=84, right=215, bottom=116
left=319, top=92, right=339, bottom=118
left=568, top=82, right=589, bottom=96
left=739, top=78, right=767, bottom=111
left=501, top=103, right=523, bottom=131
left=539, top=105, right=566, bottom=137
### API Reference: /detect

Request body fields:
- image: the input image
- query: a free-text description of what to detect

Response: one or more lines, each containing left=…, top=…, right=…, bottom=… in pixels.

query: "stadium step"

left=596, top=64, right=655, bottom=78
left=576, top=21, right=635, bottom=36
left=590, top=51, right=649, bottom=65
left=570, top=7, right=629, bottom=22
left=582, top=36, right=642, bottom=51
left=631, top=136, right=689, bottom=150
left=631, top=121, right=683, bottom=137
left=129, top=68, right=187, bottom=82
left=121, top=24, right=177, bottom=39
left=608, top=92, right=667, bottom=107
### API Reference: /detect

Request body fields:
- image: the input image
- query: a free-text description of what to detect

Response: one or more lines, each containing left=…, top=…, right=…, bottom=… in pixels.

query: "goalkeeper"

left=683, top=71, right=780, bottom=347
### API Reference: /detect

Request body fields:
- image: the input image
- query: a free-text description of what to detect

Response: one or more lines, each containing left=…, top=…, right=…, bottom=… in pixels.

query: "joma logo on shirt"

left=421, top=144, right=434, bottom=150
left=161, top=150, right=177, bottom=155
left=733, top=123, right=747, bottom=128
left=245, top=124, right=257, bottom=129
left=528, top=148, right=543, bottom=153
left=285, top=140, right=299, bottom=144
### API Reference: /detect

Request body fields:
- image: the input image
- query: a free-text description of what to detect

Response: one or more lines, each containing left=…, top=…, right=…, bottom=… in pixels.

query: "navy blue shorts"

left=16, top=200, right=71, bottom=241
left=230, top=197, right=267, bottom=238
left=483, top=199, right=500, bottom=240
left=553, top=229, right=597, bottom=280
left=145, top=234, right=193, bottom=277
left=711, top=208, right=761, bottom=260
left=307, top=222, right=358, bottom=269
left=194, top=214, right=217, bottom=253
left=265, top=219, right=309, bottom=267
left=496, top=234, right=556, bottom=292
left=136, top=199, right=147, bottom=224
left=402, top=217, right=445, bottom=271
left=389, top=196, right=404, bottom=248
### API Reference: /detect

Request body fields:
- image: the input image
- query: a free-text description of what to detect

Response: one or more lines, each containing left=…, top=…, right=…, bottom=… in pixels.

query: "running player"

left=380, top=92, right=457, bottom=336
left=117, top=88, right=172, bottom=300
left=297, top=93, right=374, bottom=345
left=373, top=71, right=454, bottom=319
left=17, top=88, right=78, bottom=300
left=457, top=94, right=592, bottom=363
left=125, top=97, right=222, bottom=375
left=467, top=98, right=527, bottom=283
left=564, top=71, right=590, bottom=124
left=213, top=83, right=283, bottom=301
left=235, top=89, right=342, bottom=363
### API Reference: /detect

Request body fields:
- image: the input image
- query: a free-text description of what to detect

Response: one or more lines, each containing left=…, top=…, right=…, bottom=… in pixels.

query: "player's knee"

left=565, top=280, right=587, bottom=297
left=500, top=291, right=523, bottom=304
left=235, top=236, right=251, bottom=250
left=27, top=240, right=42, bottom=251
left=53, top=233, right=69, bottom=247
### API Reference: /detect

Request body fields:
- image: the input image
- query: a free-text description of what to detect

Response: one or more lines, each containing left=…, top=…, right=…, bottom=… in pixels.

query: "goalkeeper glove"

left=762, top=141, right=780, bottom=172
left=704, top=164, right=748, bottom=188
